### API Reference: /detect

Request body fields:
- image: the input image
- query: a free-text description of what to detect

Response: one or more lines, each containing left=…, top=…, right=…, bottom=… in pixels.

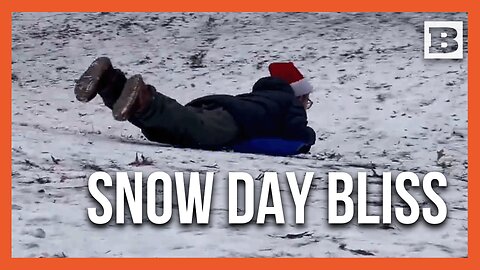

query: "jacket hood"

left=252, top=76, right=295, bottom=96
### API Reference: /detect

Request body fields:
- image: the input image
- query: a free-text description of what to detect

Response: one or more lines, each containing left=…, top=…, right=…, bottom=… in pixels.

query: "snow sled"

left=231, top=138, right=311, bottom=156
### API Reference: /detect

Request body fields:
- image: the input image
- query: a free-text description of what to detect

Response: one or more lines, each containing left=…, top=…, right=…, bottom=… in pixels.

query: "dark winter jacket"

left=186, top=77, right=316, bottom=152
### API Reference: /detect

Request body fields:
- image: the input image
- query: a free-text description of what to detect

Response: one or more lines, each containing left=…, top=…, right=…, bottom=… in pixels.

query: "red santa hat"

left=268, top=62, right=314, bottom=97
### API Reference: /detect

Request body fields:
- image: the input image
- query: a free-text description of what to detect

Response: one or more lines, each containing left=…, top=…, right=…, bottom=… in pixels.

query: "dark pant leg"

left=98, top=68, right=127, bottom=109
left=129, top=90, right=239, bottom=149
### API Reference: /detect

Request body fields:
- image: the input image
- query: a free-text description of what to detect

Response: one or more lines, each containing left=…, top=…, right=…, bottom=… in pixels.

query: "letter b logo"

left=424, top=21, right=463, bottom=59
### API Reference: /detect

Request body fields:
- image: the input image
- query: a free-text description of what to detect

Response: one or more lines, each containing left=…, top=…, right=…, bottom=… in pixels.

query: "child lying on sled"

left=74, top=58, right=316, bottom=156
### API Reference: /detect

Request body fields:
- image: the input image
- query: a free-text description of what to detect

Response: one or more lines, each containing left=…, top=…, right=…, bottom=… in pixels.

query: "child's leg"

left=98, top=68, right=126, bottom=109
left=129, top=90, right=239, bottom=149
left=75, top=58, right=238, bottom=149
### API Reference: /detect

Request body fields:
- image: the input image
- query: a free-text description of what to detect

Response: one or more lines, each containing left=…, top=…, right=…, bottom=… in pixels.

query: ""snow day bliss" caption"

left=86, top=171, right=447, bottom=225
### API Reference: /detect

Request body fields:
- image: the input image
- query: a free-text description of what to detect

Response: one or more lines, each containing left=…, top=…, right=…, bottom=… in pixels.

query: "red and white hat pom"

left=268, top=62, right=314, bottom=97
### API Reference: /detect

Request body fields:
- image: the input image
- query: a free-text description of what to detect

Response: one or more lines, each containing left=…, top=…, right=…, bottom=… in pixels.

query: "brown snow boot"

left=74, top=57, right=113, bottom=102
left=112, top=74, right=154, bottom=121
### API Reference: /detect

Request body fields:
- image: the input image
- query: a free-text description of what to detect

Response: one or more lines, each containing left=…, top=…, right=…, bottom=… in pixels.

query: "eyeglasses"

left=305, top=98, right=313, bottom=109
left=298, top=95, right=313, bottom=109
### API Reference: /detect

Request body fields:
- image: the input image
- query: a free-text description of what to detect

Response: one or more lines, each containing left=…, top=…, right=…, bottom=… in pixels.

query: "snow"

left=11, top=12, right=467, bottom=257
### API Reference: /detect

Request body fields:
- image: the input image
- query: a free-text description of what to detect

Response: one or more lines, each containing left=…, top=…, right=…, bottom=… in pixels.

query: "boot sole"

left=112, top=75, right=144, bottom=121
left=74, top=57, right=112, bottom=102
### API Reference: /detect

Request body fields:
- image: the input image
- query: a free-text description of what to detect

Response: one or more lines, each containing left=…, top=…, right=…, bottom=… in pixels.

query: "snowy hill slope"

left=12, top=12, right=467, bottom=257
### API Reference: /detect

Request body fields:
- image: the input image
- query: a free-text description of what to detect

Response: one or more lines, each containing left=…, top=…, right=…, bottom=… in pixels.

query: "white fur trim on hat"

left=290, top=78, right=314, bottom=96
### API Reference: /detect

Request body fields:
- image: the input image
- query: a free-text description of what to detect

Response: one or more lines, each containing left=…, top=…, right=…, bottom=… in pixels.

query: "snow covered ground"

left=11, top=12, right=468, bottom=257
